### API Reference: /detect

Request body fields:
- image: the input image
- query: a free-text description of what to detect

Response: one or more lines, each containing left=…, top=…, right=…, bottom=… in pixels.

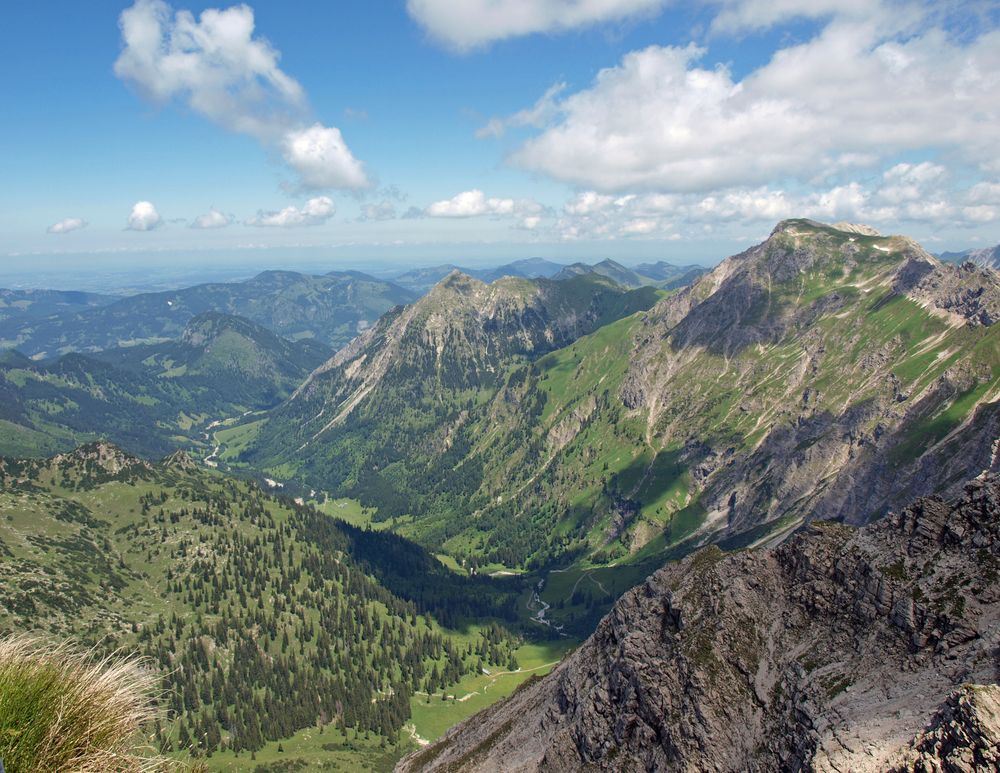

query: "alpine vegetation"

left=0, top=635, right=165, bottom=772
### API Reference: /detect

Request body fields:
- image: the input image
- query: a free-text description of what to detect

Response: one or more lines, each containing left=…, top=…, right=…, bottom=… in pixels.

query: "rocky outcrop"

left=889, top=685, right=1000, bottom=772
left=398, top=477, right=1000, bottom=772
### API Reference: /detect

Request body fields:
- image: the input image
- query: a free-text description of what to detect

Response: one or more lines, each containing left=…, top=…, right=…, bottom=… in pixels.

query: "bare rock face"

left=398, top=477, right=1000, bottom=773
left=889, top=685, right=1000, bottom=772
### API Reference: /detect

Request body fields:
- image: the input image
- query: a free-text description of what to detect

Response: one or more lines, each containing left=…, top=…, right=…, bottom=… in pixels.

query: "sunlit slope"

left=243, top=273, right=662, bottom=535
left=458, top=220, right=1000, bottom=565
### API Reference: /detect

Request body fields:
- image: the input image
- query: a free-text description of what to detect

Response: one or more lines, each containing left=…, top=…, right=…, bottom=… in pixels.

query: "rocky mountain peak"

left=53, top=441, right=152, bottom=477
left=833, top=221, right=882, bottom=236
left=430, top=269, right=487, bottom=297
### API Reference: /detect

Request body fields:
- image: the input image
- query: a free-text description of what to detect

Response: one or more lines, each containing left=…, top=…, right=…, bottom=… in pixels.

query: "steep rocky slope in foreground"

left=400, top=476, right=1000, bottom=772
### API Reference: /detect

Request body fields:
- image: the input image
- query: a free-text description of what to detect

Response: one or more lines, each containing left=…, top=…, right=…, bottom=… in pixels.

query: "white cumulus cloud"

left=876, top=162, right=948, bottom=205
left=126, top=201, right=163, bottom=231
left=114, top=0, right=368, bottom=190
left=282, top=125, right=369, bottom=191
left=503, top=21, right=1000, bottom=194
left=47, top=217, right=88, bottom=234
left=407, top=0, right=668, bottom=51
left=190, top=209, right=232, bottom=229
left=552, top=175, right=1000, bottom=242
left=426, top=189, right=543, bottom=218
left=246, top=196, right=336, bottom=227
left=708, top=0, right=887, bottom=35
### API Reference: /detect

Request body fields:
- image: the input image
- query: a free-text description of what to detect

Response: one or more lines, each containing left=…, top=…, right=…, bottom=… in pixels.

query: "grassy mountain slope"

left=241, top=273, right=663, bottom=540
left=0, top=442, right=530, bottom=769
left=237, top=220, right=1000, bottom=574
left=92, top=312, right=332, bottom=408
left=0, top=270, right=414, bottom=357
left=0, top=313, right=331, bottom=458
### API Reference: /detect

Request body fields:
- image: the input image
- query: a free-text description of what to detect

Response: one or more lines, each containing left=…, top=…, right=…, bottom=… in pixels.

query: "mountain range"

left=3, top=218, right=1000, bottom=771
left=0, top=288, right=117, bottom=324
left=238, top=219, right=1000, bottom=575
left=387, top=257, right=704, bottom=294
left=940, top=243, right=1000, bottom=269
left=241, top=272, right=664, bottom=557
left=0, top=269, right=415, bottom=357
left=553, top=258, right=705, bottom=290
left=0, top=312, right=330, bottom=458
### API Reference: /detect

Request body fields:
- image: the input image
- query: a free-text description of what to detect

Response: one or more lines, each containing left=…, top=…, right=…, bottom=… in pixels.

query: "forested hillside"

left=0, top=442, right=528, bottom=769
left=0, top=313, right=330, bottom=458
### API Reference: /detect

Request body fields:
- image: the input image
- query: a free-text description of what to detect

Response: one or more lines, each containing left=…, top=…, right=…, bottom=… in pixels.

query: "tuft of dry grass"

left=0, top=634, right=171, bottom=772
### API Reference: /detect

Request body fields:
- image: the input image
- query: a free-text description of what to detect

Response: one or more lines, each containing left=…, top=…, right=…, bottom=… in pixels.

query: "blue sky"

left=2, top=0, right=999, bottom=283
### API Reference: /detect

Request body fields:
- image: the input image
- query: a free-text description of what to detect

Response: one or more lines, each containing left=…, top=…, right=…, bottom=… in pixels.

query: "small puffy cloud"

left=47, top=217, right=87, bottom=234
left=126, top=201, right=163, bottom=231
left=114, top=0, right=303, bottom=140
left=426, top=189, right=543, bottom=218
left=282, top=125, right=369, bottom=191
left=407, top=0, right=668, bottom=51
left=247, top=196, right=335, bottom=227
left=190, top=209, right=232, bottom=229
left=114, top=0, right=367, bottom=190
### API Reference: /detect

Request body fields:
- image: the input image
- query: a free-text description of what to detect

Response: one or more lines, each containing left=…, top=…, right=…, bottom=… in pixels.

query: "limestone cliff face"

left=398, top=476, right=1000, bottom=772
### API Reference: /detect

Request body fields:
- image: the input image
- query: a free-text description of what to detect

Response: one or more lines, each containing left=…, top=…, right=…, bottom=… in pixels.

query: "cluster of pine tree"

left=117, top=479, right=522, bottom=757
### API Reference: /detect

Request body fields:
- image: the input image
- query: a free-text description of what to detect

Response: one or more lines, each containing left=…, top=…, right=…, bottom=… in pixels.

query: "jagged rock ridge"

left=399, top=476, right=1000, bottom=772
